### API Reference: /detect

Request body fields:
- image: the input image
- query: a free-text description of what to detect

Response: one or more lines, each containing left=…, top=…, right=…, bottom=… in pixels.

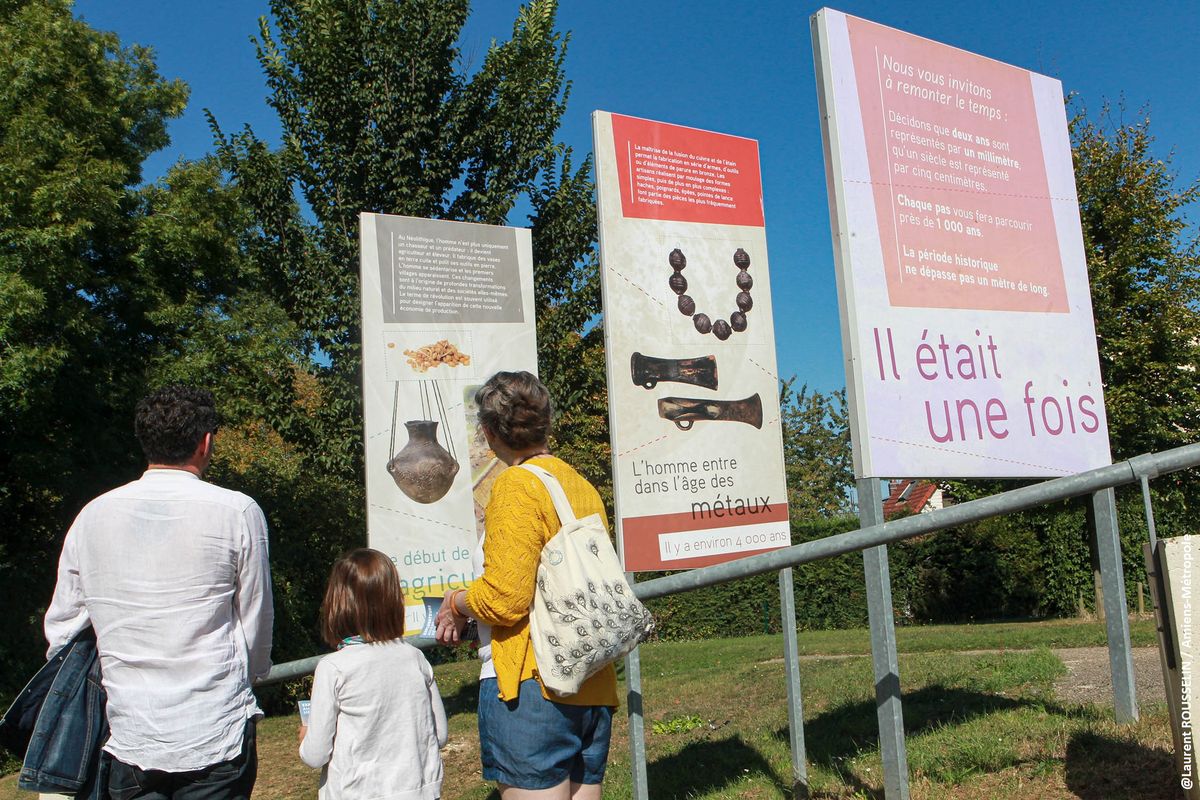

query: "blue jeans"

left=478, top=678, right=612, bottom=790
left=107, top=720, right=256, bottom=800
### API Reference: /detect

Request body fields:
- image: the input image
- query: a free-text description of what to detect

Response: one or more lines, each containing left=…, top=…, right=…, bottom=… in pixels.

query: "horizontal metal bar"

left=631, top=443, right=1200, bottom=601
left=256, top=442, right=1200, bottom=685
left=255, top=637, right=438, bottom=687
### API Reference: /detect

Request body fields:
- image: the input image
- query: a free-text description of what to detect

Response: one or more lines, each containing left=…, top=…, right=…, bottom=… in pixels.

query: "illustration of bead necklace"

left=668, top=247, right=753, bottom=340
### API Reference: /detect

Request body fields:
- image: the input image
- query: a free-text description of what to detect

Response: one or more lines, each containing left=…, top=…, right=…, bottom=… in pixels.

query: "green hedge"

left=640, top=485, right=1170, bottom=640
left=642, top=516, right=867, bottom=638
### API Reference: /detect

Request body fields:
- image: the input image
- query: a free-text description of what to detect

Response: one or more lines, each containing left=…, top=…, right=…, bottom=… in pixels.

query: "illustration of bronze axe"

left=657, top=393, right=762, bottom=430
left=630, top=352, right=718, bottom=390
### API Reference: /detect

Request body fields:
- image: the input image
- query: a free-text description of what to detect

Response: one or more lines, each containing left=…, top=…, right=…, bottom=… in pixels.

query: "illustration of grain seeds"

left=403, top=340, right=471, bottom=372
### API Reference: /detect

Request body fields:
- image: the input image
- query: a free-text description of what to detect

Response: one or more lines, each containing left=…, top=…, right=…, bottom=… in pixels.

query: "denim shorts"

left=478, top=678, right=612, bottom=789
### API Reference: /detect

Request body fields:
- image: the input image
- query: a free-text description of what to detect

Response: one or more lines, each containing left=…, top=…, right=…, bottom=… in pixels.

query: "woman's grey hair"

left=475, top=371, right=552, bottom=450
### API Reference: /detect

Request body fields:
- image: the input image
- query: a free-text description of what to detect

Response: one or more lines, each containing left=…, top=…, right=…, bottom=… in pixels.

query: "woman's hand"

left=434, top=588, right=468, bottom=645
left=298, top=723, right=307, bottom=744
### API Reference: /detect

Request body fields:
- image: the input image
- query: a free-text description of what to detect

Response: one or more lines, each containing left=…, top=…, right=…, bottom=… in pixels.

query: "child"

left=300, top=548, right=447, bottom=800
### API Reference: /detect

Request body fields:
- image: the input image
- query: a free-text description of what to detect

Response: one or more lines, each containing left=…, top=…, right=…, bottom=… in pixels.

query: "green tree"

left=205, top=0, right=607, bottom=671
left=934, top=106, right=1200, bottom=621
left=779, top=381, right=854, bottom=519
left=0, top=0, right=187, bottom=692
left=1031, top=106, right=1200, bottom=614
left=212, top=0, right=596, bottom=481
left=0, top=0, right=305, bottom=696
left=527, top=152, right=609, bottom=498
left=1072, top=104, right=1200, bottom=465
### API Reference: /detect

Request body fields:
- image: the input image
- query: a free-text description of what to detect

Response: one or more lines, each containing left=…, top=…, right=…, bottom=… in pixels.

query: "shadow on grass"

left=442, top=680, right=479, bottom=719
left=1064, top=731, right=1179, bottom=800
left=647, top=736, right=789, bottom=799
left=776, top=684, right=1093, bottom=799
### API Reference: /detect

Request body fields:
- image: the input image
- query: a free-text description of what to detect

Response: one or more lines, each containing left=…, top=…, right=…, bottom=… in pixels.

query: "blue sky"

left=73, top=0, right=1199, bottom=395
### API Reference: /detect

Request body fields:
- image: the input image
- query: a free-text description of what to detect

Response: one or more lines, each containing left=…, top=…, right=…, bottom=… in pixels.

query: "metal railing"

left=256, top=441, right=1200, bottom=799
left=632, top=443, right=1200, bottom=600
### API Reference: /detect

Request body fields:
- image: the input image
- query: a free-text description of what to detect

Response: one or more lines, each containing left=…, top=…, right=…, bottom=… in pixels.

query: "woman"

left=436, top=371, right=616, bottom=800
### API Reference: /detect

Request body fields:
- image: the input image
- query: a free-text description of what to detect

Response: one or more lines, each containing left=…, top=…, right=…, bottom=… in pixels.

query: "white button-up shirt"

left=45, top=468, right=274, bottom=772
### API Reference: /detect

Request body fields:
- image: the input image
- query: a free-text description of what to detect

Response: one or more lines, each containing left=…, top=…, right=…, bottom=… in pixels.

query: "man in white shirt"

left=45, top=385, right=274, bottom=800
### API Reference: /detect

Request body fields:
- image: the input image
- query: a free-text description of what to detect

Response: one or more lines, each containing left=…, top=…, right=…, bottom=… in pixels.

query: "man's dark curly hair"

left=134, top=385, right=218, bottom=465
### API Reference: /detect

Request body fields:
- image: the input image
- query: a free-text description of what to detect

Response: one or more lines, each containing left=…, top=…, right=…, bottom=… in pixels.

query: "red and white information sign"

left=812, top=10, right=1110, bottom=478
left=610, top=113, right=766, bottom=228
left=593, top=111, right=790, bottom=572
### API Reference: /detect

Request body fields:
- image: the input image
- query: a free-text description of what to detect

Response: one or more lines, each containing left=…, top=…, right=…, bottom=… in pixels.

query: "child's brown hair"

left=319, top=548, right=406, bottom=648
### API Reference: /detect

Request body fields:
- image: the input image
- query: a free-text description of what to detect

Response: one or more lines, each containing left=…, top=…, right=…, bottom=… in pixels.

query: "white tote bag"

left=521, top=464, right=654, bottom=696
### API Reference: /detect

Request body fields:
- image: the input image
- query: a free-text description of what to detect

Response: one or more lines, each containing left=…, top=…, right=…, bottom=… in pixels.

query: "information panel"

left=594, top=111, right=790, bottom=572
left=812, top=9, right=1111, bottom=478
left=360, top=213, right=537, bottom=633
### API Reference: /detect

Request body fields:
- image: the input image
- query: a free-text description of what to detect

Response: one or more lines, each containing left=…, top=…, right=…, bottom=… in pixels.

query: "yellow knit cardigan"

left=464, top=455, right=619, bottom=707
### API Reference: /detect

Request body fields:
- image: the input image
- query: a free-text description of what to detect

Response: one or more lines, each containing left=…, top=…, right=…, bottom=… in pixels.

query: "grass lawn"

left=2, top=618, right=1177, bottom=799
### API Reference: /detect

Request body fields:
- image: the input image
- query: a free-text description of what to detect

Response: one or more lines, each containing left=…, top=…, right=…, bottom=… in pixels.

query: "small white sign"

left=658, top=521, right=791, bottom=562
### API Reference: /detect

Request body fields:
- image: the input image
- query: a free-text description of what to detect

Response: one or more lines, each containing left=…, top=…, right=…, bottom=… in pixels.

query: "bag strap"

left=519, top=463, right=578, bottom=525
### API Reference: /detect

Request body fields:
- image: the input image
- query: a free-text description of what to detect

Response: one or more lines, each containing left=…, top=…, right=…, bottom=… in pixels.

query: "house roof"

left=882, top=479, right=939, bottom=518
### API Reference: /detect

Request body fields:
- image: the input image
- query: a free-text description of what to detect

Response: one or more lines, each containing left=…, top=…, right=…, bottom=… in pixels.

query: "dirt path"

left=1053, top=645, right=1167, bottom=706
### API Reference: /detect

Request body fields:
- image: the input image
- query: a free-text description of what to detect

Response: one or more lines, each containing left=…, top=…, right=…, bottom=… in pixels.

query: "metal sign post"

left=1088, top=487, right=1138, bottom=722
left=779, top=567, right=809, bottom=797
left=624, top=638, right=650, bottom=800
left=858, top=477, right=910, bottom=800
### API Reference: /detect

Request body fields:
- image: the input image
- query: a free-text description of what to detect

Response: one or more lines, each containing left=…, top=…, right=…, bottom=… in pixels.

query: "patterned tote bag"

left=521, top=464, right=654, bottom=696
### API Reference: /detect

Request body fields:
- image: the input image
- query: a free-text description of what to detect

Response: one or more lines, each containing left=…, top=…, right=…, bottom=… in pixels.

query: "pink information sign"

left=813, top=9, right=1111, bottom=478
left=846, top=15, right=1068, bottom=313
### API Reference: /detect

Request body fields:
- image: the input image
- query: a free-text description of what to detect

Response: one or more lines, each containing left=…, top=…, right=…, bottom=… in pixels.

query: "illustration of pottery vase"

left=387, top=420, right=460, bottom=503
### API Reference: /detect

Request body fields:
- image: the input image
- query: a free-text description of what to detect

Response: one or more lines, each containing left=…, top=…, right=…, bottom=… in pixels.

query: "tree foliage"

left=779, top=382, right=854, bottom=518
left=0, top=0, right=302, bottom=696
left=1072, top=103, right=1200, bottom=462
left=939, top=106, right=1200, bottom=618
left=211, top=0, right=596, bottom=480
left=0, top=0, right=187, bottom=689
left=205, top=0, right=606, bottom=675
left=528, top=153, right=608, bottom=497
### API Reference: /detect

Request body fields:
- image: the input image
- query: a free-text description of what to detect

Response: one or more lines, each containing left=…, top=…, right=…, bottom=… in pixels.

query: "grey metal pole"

left=257, top=653, right=326, bottom=686
left=858, top=478, right=909, bottom=800
left=1089, top=487, right=1139, bottom=722
left=1140, top=475, right=1159, bottom=552
left=778, top=568, right=809, bottom=797
left=626, top=572, right=650, bottom=800
left=257, top=442, right=1200, bottom=704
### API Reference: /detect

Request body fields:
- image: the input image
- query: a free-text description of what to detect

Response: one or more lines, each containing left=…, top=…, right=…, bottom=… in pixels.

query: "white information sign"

left=593, top=111, right=790, bottom=572
left=812, top=9, right=1111, bottom=478
left=359, top=213, right=537, bottom=633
